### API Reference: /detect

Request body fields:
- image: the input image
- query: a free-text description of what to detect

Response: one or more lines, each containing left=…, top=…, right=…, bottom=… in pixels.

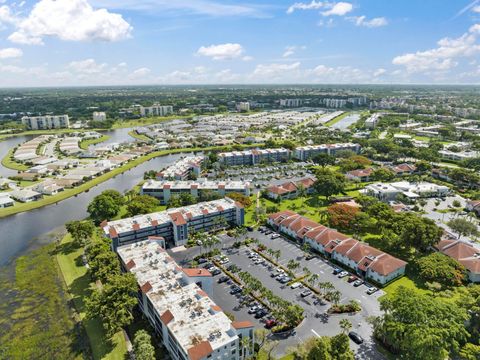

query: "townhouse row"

left=266, top=177, right=315, bottom=201
left=103, top=198, right=245, bottom=250
left=267, top=210, right=407, bottom=285
left=117, top=239, right=254, bottom=360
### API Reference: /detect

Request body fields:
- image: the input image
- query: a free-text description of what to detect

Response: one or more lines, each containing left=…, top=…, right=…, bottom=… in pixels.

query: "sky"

left=0, top=0, right=479, bottom=87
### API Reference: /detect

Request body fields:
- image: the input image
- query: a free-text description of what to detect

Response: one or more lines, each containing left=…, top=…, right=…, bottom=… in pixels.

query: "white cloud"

left=68, top=59, right=107, bottom=74
left=318, top=18, right=334, bottom=27
left=321, top=2, right=353, bottom=16
left=130, top=67, right=151, bottom=77
left=0, top=47, right=22, bottom=59
left=374, top=68, right=387, bottom=77
left=242, top=56, right=254, bottom=62
left=392, top=24, right=480, bottom=73
left=282, top=45, right=306, bottom=58
left=8, top=0, right=132, bottom=45
left=474, top=5, right=480, bottom=13
left=0, top=5, right=16, bottom=25
left=349, top=16, right=388, bottom=28
left=91, top=0, right=266, bottom=18
left=286, top=1, right=325, bottom=14
left=196, top=43, right=245, bottom=60
left=253, top=62, right=301, bottom=78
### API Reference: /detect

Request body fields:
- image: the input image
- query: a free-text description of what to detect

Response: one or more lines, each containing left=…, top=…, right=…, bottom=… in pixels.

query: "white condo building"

left=293, top=143, right=361, bottom=161
left=140, top=104, right=174, bottom=117
left=117, top=239, right=254, bottom=360
left=93, top=112, right=107, bottom=121
left=22, top=115, right=70, bottom=130
left=141, top=179, right=251, bottom=204
left=156, top=156, right=204, bottom=180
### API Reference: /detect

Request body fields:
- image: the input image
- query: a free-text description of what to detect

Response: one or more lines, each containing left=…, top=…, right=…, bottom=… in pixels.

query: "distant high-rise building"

left=92, top=112, right=106, bottom=121
left=22, top=115, right=70, bottom=130
left=236, top=102, right=250, bottom=112
left=280, top=99, right=303, bottom=107
left=140, top=104, right=174, bottom=117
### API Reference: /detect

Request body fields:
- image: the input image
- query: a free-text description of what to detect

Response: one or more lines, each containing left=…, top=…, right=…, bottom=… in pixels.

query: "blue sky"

left=0, top=0, right=479, bottom=86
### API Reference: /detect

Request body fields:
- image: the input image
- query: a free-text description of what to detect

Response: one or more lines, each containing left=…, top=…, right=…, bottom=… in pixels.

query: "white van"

left=290, top=282, right=302, bottom=289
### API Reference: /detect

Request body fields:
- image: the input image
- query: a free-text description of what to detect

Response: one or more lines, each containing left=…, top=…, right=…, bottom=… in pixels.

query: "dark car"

left=203, top=262, right=214, bottom=269
left=305, top=254, right=316, bottom=260
left=332, top=267, right=342, bottom=275
left=246, top=226, right=254, bottom=232
left=348, top=331, right=364, bottom=344
left=197, top=258, right=207, bottom=264
left=230, top=286, right=242, bottom=295
left=255, top=309, right=268, bottom=318
left=218, top=276, right=229, bottom=283
left=211, top=269, right=221, bottom=276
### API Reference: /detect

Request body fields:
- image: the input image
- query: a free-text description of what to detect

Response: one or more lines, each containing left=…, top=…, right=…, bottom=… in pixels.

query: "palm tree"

left=307, top=273, right=319, bottom=288
left=274, top=249, right=281, bottom=263
left=240, top=336, right=251, bottom=360
left=329, top=290, right=341, bottom=305
left=302, top=266, right=311, bottom=277
left=287, top=259, right=300, bottom=275
left=340, top=319, right=352, bottom=334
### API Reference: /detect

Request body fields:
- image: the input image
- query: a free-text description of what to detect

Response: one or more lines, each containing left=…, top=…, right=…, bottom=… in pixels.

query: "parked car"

left=204, top=263, right=214, bottom=269
left=300, top=290, right=312, bottom=298
left=255, top=309, right=268, bottom=319
left=247, top=226, right=254, bottom=231
left=218, top=276, right=229, bottom=283
left=279, top=276, right=291, bottom=284
left=338, top=271, right=349, bottom=278
left=211, top=269, right=221, bottom=276
left=353, top=279, right=364, bottom=287
left=348, top=331, right=364, bottom=344
left=230, top=286, right=242, bottom=295
left=333, top=267, right=342, bottom=275
left=366, top=287, right=378, bottom=295
left=305, top=254, right=316, bottom=260
left=197, top=258, right=207, bottom=264
left=248, top=305, right=261, bottom=314
left=265, top=319, right=277, bottom=329
left=271, top=234, right=281, bottom=239
left=290, top=282, right=302, bottom=289
left=348, top=275, right=358, bottom=283
left=313, top=297, right=327, bottom=306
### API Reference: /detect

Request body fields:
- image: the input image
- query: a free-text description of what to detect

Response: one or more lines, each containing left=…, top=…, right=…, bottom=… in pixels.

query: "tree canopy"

left=314, top=168, right=346, bottom=199
left=127, top=195, right=160, bottom=216
left=416, top=252, right=467, bottom=287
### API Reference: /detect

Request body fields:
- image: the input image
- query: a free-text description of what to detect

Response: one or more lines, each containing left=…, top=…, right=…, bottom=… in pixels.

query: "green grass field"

left=128, top=130, right=151, bottom=142
left=79, top=135, right=111, bottom=150
left=56, top=233, right=128, bottom=360
left=1, top=148, right=29, bottom=171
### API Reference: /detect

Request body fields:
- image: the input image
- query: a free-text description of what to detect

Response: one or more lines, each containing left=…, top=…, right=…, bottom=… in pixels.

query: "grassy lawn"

left=79, top=135, right=111, bottom=150
left=128, top=130, right=151, bottom=142
left=56, top=233, right=128, bottom=360
left=0, top=128, right=108, bottom=141
left=324, top=112, right=350, bottom=127
left=0, top=243, right=89, bottom=359
left=112, top=115, right=194, bottom=129
left=258, top=350, right=294, bottom=360
left=0, top=143, right=262, bottom=218
left=1, top=148, right=29, bottom=171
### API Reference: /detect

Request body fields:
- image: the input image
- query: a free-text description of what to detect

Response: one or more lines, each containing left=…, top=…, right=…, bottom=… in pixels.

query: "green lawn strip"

left=79, top=135, right=111, bottom=150
left=111, top=115, right=195, bottom=129
left=324, top=112, right=351, bottom=127
left=0, top=143, right=263, bottom=218
left=127, top=130, right=151, bottom=142
left=0, top=128, right=108, bottom=141
left=257, top=350, right=294, bottom=360
left=1, top=148, right=29, bottom=171
left=56, top=233, right=128, bottom=360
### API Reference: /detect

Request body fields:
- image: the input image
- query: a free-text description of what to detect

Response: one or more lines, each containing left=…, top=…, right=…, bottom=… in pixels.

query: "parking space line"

left=311, top=329, right=321, bottom=338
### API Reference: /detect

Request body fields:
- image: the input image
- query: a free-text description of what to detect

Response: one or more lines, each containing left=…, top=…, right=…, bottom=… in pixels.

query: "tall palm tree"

left=274, top=250, right=281, bottom=263
left=307, top=274, right=319, bottom=288
left=240, top=336, right=251, bottom=360
left=329, top=290, right=341, bottom=305
left=340, top=319, right=352, bottom=334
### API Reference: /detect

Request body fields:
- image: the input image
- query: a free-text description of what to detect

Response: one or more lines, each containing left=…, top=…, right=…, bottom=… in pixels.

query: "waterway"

left=0, top=128, right=185, bottom=266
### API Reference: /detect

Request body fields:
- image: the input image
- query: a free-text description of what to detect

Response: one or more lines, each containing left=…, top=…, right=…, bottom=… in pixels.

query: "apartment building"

left=156, top=156, right=204, bottom=181
left=266, top=177, right=315, bottom=200
left=435, top=239, right=480, bottom=283
left=117, top=239, right=254, bottom=360
left=361, top=181, right=450, bottom=202
left=236, top=102, right=250, bottom=112
left=92, top=112, right=106, bottom=121
left=218, top=148, right=290, bottom=166
left=141, top=179, right=251, bottom=204
left=103, top=198, right=245, bottom=250
left=280, top=99, right=303, bottom=107
left=140, top=104, right=174, bottom=117
left=267, top=211, right=407, bottom=285
left=22, top=115, right=70, bottom=130
left=293, top=143, right=361, bottom=161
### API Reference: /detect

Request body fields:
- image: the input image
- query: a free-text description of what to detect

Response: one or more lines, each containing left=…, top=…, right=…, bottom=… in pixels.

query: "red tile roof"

left=125, top=259, right=136, bottom=270
left=141, top=281, right=152, bottom=293
left=368, top=254, right=407, bottom=276
left=169, top=212, right=187, bottom=226
left=188, top=341, right=213, bottom=360
left=182, top=268, right=212, bottom=277
left=160, top=309, right=174, bottom=325
left=232, top=320, right=254, bottom=329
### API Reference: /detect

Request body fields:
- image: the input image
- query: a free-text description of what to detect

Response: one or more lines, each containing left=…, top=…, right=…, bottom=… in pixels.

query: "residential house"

left=266, top=177, right=315, bottom=200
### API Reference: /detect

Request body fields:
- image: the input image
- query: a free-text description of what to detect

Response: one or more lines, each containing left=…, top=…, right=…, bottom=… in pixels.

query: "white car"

left=338, top=271, right=349, bottom=278
left=367, top=287, right=378, bottom=295
left=290, top=282, right=302, bottom=289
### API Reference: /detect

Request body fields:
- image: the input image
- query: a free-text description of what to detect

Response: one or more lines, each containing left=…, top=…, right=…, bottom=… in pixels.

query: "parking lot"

left=169, top=231, right=386, bottom=359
